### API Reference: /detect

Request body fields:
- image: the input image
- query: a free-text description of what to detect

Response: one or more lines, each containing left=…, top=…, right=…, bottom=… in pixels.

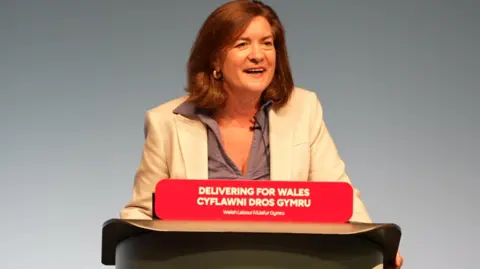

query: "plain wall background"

left=1, top=0, right=478, bottom=268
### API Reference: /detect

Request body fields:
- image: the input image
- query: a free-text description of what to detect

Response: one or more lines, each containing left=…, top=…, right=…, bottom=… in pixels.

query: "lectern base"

left=115, top=231, right=383, bottom=269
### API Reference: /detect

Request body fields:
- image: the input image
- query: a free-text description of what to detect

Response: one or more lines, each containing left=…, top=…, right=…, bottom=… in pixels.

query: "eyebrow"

left=237, top=35, right=273, bottom=41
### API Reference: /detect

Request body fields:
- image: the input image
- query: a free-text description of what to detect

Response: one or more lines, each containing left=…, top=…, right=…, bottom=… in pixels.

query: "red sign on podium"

left=154, top=179, right=354, bottom=223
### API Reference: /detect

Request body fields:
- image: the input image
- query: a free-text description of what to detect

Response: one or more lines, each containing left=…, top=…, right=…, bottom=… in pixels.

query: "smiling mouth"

left=244, top=68, right=266, bottom=74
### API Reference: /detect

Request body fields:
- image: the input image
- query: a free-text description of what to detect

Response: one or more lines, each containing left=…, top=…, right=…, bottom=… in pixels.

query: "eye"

left=235, top=42, right=247, bottom=48
left=264, top=41, right=273, bottom=46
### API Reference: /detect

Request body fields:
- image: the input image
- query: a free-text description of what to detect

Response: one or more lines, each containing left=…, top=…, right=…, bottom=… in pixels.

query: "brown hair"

left=185, top=0, right=294, bottom=111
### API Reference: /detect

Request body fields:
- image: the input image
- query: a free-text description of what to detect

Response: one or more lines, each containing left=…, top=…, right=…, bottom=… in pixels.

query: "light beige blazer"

left=119, top=87, right=372, bottom=223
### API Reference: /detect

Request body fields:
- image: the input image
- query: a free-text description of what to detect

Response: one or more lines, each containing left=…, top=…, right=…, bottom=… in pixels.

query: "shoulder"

left=272, top=86, right=326, bottom=145
left=143, top=95, right=188, bottom=123
left=277, top=87, right=326, bottom=136
left=280, top=86, right=324, bottom=118
left=147, top=95, right=188, bottom=117
left=290, top=87, right=322, bottom=106
left=139, top=95, right=189, bottom=136
left=290, top=86, right=316, bottom=98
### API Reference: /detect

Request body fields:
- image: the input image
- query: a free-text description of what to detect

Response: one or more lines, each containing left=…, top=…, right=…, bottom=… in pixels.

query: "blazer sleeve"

left=119, top=111, right=169, bottom=219
left=307, top=91, right=372, bottom=223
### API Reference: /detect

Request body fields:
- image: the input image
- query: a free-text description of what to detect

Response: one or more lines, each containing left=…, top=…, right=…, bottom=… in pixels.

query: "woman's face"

left=218, top=16, right=276, bottom=95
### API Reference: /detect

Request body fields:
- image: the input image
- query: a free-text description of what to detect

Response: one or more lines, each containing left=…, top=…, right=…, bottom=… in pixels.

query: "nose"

left=248, top=43, right=264, bottom=63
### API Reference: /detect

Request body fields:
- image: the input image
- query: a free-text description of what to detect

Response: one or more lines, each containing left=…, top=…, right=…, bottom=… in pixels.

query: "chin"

left=240, top=86, right=268, bottom=93
left=246, top=85, right=269, bottom=92
left=242, top=80, right=274, bottom=93
left=237, top=72, right=274, bottom=93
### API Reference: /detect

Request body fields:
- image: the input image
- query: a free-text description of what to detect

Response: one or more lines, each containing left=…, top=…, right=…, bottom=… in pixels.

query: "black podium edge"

left=101, top=218, right=401, bottom=267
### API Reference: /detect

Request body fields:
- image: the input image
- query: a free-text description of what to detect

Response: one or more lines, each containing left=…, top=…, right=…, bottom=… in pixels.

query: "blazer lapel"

left=269, top=107, right=294, bottom=181
left=174, top=115, right=208, bottom=179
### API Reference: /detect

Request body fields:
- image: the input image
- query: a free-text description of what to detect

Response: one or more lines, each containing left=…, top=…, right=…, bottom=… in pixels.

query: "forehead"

left=238, top=16, right=273, bottom=38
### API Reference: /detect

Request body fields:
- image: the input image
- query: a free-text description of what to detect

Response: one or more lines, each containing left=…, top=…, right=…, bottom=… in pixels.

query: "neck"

left=215, top=87, right=263, bottom=128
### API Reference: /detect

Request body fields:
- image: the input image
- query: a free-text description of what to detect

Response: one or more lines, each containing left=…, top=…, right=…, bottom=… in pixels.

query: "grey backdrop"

left=1, top=0, right=478, bottom=268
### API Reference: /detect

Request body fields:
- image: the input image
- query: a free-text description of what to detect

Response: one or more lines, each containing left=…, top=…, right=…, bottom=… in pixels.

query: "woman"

left=120, top=0, right=402, bottom=267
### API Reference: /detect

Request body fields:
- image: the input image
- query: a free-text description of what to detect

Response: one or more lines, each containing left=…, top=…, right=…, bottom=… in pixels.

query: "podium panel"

left=102, top=219, right=401, bottom=269
left=116, top=230, right=383, bottom=269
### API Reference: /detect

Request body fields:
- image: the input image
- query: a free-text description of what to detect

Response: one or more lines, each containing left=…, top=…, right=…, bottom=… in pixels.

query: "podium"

left=101, top=218, right=401, bottom=269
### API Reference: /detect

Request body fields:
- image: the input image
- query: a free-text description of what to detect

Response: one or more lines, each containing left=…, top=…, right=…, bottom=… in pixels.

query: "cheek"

left=267, top=55, right=276, bottom=75
left=267, top=52, right=276, bottom=66
left=223, top=57, right=245, bottom=75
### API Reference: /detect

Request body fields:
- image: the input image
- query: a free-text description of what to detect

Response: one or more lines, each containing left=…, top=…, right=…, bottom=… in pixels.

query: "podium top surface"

left=101, top=219, right=401, bottom=267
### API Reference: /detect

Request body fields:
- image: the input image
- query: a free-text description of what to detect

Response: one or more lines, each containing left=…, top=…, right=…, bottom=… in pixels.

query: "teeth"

left=245, top=68, right=265, bottom=73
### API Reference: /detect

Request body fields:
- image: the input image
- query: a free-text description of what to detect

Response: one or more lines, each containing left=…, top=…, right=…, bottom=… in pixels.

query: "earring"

left=213, top=69, right=222, bottom=80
